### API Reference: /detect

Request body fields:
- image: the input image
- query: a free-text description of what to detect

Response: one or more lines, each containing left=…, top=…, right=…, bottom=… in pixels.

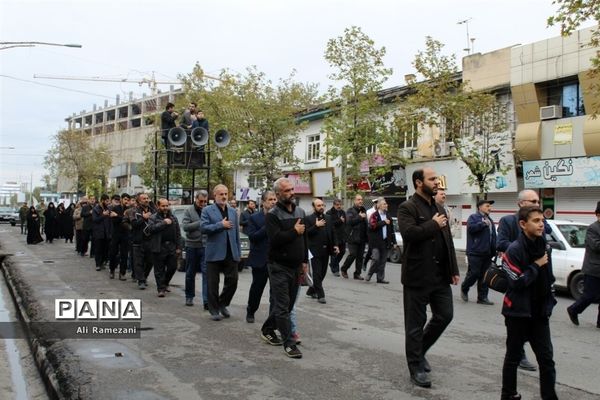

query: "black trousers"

left=568, top=274, right=600, bottom=326
left=308, top=253, right=329, bottom=299
left=94, top=237, right=110, bottom=267
left=247, top=265, right=270, bottom=316
left=461, top=254, right=491, bottom=300
left=502, top=316, right=557, bottom=400
left=341, top=242, right=365, bottom=277
left=403, top=284, right=454, bottom=374
left=133, top=242, right=154, bottom=283
left=81, top=229, right=91, bottom=255
left=206, top=259, right=239, bottom=314
left=75, top=229, right=83, bottom=253
left=329, top=242, right=346, bottom=273
left=152, top=242, right=177, bottom=292
left=109, top=235, right=129, bottom=275
left=262, top=262, right=299, bottom=347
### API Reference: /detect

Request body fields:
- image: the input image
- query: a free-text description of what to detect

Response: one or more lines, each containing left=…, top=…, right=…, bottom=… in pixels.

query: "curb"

left=1, top=254, right=62, bottom=399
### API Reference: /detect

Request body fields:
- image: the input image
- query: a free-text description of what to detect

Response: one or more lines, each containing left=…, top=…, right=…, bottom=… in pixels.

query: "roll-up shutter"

left=555, top=187, right=600, bottom=224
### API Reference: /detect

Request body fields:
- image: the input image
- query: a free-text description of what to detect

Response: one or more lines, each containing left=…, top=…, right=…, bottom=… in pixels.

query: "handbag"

left=484, top=257, right=508, bottom=293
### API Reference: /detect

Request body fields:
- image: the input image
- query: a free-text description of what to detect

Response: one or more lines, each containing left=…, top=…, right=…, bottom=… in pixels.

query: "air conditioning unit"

left=400, top=148, right=416, bottom=159
left=433, top=141, right=451, bottom=157
left=540, top=105, right=562, bottom=120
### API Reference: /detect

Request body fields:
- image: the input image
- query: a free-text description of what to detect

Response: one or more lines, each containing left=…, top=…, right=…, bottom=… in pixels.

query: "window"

left=366, top=143, right=377, bottom=154
left=400, top=122, right=418, bottom=149
left=306, top=134, right=320, bottom=162
left=544, top=78, right=585, bottom=117
left=247, top=173, right=264, bottom=189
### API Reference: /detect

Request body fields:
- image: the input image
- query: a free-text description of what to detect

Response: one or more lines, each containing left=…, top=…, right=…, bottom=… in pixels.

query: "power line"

left=0, top=74, right=114, bottom=99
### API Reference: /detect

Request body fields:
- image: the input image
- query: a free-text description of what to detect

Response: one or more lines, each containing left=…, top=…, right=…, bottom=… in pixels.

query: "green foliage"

left=44, top=129, right=112, bottom=195
left=322, top=26, right=392, bottom=199
left=548, top=0, right=600, bottom=115
left=397, top=37, right=511, bottom=196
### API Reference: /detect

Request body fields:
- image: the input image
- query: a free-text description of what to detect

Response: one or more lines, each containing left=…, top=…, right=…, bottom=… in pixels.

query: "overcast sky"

left=0, top=0, right=583, bottom=189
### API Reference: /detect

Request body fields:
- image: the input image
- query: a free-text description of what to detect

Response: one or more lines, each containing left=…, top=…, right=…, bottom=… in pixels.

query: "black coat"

left=397, top=194, right=459, bottom=287
left=345, top=206, right=367, bottom=244
left=367, top=211, right=396, bottom=249
left=246, top=212, right=268, bottom=268
left=44, top=208, right=59, bottom=240
left=306, top=212, right=338, bottom=257
left=26, top=211, right=43, bottom=244
left=92, top=204, right=112, bottom=240
left=326, top=206, right=346, bottom=245
left=582, top=220, right=600, bottom=278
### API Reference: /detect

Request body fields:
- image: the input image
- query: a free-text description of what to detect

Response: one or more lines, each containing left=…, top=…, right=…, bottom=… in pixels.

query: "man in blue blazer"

left=200, top=184, right=241, bottom=321
left=245, top=190, right=277, bottom=323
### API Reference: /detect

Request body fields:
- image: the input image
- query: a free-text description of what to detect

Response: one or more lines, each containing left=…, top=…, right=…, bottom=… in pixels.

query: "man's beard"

left=281, top=195, right=294, bottom=205
left=422, top=185, right=436, bottom=197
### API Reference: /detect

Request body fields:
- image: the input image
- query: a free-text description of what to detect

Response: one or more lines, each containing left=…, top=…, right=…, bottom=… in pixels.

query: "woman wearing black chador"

left=26, top=206, right=43, bottom=244
left=44, top=202, right=58, bottom=243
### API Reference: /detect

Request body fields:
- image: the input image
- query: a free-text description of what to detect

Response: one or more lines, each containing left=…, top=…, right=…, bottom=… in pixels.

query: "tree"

left=394, top=37, right=510, bottom=197
left=44, top=129, right=112, bottom=196
left=177, top=64, right=319, bottom=190
left=322, top=26, right=393, bottom=200
left=548, top=0, right=600, bottom=115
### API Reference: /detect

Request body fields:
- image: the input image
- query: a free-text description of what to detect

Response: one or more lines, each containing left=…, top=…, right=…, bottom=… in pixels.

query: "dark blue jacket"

left=246, top=211, right=268, bottom=268
left=501, top=233, right=556, bottom=318
left=497, top=213, right=551, bottom=253
left=466, top=212, right=496, bottom=256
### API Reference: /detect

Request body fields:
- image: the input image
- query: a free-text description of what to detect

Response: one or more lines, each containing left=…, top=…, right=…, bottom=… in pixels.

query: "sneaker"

left=210, top=312, right=223, bottom=321
left=284, top=344, right=302, bottom=358
left=96, top=266, right=101, bottom=271
left=157, top=291, right=166, bottom=298
left=246, top=313, right=255, bottom=323
left=518, top=357, right=537, bottom=371
left=219, top=306, right=231, bottom=318
left=461, top=291, right=468, bottom=302
left=341, top=271, right=349, bottom=279
left=185, top=298, right=193, bottom=306
left=477, top=299, right=494, bottom=305
left=333, top=272, right=340, bottom=277
left=203, top=303, right=209, bottom=311
left=138, top=281, right=147, bottom=290
left=261, top=331, right=283, bottom=346
left=109, top=271, right=115, bottom=279
left=118, top=274, right=127, bottom=281
left=354, top=274, right=364, bottom=280
left=291, top=332, right=302, bottom=345
left=318, top=297, right=327, bottom=304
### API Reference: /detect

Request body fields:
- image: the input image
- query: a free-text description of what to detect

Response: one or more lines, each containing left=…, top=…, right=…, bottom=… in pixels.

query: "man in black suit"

left=365, top=197, right=397, bottom=284
left=245, top=191, right=277, bottom=323
left=305, top=198, right=339, bottom=303
left=160, top=102, right=178, bottom=147
left=397, top=167, right=460, bottom=388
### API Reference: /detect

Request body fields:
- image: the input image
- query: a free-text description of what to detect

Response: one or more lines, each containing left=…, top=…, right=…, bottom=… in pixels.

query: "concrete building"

left=60, top=87, right=184, bottom=196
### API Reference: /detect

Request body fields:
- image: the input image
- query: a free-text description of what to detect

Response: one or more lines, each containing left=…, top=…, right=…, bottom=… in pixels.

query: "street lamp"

left=0, top=41, right=82, bottom=51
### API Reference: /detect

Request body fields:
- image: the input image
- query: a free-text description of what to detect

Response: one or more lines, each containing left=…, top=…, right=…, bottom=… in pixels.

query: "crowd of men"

left=16, top=165, right=600, bottom=398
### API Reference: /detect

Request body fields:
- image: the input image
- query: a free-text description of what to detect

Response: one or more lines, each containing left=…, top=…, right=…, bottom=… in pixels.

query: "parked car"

left=170, top=205, right=250, bottom=271
left=545, top=219, right=588, bottom=299
left=0, top=207, right=18, bottom=226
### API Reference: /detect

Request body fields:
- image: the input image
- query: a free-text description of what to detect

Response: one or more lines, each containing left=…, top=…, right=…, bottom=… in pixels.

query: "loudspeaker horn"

left=168, top=127, right=187, bottom=147
left=190, top=127, right=209, bottom=146
left=214, top=129, right=231, bottom=148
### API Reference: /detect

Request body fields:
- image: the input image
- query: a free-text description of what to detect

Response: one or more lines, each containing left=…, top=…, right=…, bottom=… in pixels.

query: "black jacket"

left=368, top=211, right=396, bottom=249
left=582, top=220, right=600, bottom=278
left=246, top=211, right=269, bottom=268
left=130, top=204, right=156, bottom=244
left=266, top=202, right=308, bottom=268
left=92, top=204, right=112, bottom=239
left=81, top=204, right=93, bottom=231
left=345, top=205, right=367, bottom=244
left=306, top=212, right=338, bottom=257
left=397, top=194, right=459, bottom=287
left=145, top=211, right=181, bottom=253
left=501, top=232, right=556, bottom=318
left=326, top=206, right=346, bottom=245
left=161, top=110, right=177, bottom=137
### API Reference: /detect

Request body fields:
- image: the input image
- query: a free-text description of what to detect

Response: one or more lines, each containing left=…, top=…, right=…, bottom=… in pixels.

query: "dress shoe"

left=118, top=274, right=127, bottom=281
left=410, top=371, right=431, bottom=388
left=318, top=297, right=327, bottom=304
left=460, top=291, right=468, bottom=302
left=109, top=271, right=115, bottom=279
left=185, top=298, right=193, bottom=306
left=333, top=272, right=340, bottom=277
left=518, top=357, right=537, bottom=371
left=422, top=357, right=431, bottom=373
left=353, top=274, right=364, bottom=280
left=138, top=281, right=147, bottom=290
left=219, top=306, right=231, bottom=318
left=164, top=286, right=171, bottom=292
left=377, top=280, right=390, bottom=284
left=157, top=291, right=166, bottom=298
left=365, top=274, right=372, bottom=282
left=306, top=290, right=317, bottom=298
left=341, top=271, right=349, bottom=279
left=203, top=303, right=209, bottom=311
left=246, top=313, right=255, bottom=323
left=567, top=307, right=579, bottom=326
left=477, top=299, right=494, bottom=306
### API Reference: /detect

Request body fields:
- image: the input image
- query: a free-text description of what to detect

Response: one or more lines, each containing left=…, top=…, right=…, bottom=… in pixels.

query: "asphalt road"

left=0, top=225, right=599, bottom=400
